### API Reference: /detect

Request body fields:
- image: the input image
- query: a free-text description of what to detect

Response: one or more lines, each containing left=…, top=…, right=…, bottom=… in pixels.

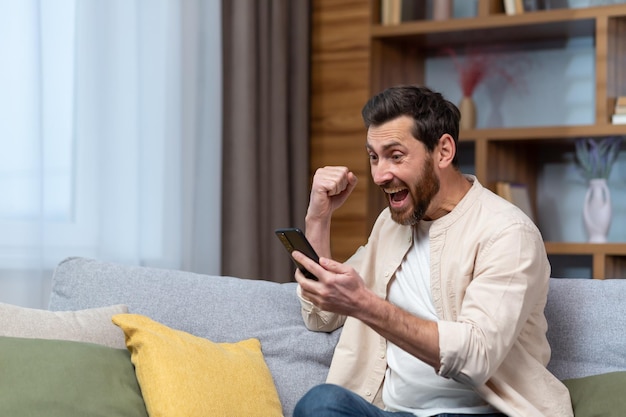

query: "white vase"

left=459, top=96, right=476, bottom=130
left=583, top=178, right=611, bottom=243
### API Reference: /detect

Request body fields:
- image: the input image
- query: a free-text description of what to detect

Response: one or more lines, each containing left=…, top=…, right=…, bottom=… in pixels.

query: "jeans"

left=293, top=384, right=507, bottom=417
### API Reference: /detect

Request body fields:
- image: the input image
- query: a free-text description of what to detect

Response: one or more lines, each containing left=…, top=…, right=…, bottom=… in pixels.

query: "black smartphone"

left=275, top=228, right=320, bottom=280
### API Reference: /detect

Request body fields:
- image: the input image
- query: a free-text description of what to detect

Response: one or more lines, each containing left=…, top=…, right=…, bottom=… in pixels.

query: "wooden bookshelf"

left=310, top=0, right=626, bottom=275
left=544, top=242, right=626, bottom=279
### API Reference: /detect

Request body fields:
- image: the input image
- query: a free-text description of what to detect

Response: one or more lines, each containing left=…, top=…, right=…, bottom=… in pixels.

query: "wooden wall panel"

left=310, top=0, right=371, bottom=261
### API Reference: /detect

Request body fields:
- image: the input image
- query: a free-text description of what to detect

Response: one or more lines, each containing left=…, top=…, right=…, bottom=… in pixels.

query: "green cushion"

left=0, top=336, right=147, bottom=417
left=563, top=371, right=626, bottom=417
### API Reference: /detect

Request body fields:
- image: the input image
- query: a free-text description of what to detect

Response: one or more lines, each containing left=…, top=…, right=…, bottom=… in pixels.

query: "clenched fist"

left=307, top=166, right=358, bottom=222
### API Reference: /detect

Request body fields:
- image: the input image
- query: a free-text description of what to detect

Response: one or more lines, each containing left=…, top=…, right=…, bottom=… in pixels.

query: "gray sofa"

left=45, top=257, right=626, bottom=416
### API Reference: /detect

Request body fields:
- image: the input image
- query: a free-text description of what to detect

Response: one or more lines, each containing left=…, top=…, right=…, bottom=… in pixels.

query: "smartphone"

left=275, top=228, right=320, bottom=280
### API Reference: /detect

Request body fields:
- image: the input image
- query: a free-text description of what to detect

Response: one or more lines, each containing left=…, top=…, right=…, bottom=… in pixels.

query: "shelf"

left=371, top=5, right=626, bottom=48
left=545, top=242, right=626, bottom=255
left=309, top=0, right=626, bottom=265
left=459, top=124, right=626, bottom=142
left=369, top=1, right=626, bottom=277
left=544, top=242, right=626, bottom=279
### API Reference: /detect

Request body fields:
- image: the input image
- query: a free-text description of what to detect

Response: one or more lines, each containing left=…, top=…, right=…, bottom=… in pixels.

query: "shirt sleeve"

left=296, top=239, right=369, bottom=333
left=437, top=221, right=550, bottom=386
left=297, top=284, right=346, bottom=332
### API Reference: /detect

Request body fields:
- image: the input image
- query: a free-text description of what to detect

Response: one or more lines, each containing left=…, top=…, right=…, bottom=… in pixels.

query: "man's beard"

left=386, top=156, right=440, bottom=226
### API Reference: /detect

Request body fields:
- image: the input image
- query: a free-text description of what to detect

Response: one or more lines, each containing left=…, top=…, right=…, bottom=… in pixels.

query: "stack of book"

left=612, top=96, right=626, bottom=125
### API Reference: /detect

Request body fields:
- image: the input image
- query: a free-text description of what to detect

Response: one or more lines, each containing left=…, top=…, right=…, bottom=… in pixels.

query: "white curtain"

left=0, top=0, right=222, bottom=308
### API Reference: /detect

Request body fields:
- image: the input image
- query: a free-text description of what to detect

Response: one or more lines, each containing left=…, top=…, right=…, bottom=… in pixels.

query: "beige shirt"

left=299, top=176, right=573, bottom=417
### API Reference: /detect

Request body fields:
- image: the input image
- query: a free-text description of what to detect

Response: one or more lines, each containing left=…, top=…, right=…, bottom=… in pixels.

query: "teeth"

left=384, top=187, right=406, bottom=194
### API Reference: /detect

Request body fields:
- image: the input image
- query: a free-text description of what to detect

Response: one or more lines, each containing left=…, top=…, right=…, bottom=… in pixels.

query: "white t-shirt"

left=382, top=222, right=497, bottom=416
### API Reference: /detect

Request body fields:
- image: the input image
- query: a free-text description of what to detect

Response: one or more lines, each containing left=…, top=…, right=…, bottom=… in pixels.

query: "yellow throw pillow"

left=112, top=314, right=283, bottom=417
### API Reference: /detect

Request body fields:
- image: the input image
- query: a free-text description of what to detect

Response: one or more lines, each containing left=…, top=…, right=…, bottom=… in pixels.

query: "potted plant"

left=575, top=136, right=622, bottom=180
left=574, top=136, right=623, bottom=243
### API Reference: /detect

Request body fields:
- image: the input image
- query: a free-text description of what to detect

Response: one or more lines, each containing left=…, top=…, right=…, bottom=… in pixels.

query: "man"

left=291, top=86, right=573, bottom=417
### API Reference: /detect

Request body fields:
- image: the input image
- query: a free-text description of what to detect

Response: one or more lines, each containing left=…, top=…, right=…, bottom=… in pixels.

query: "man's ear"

left=437, top=134, right=456, bottom=168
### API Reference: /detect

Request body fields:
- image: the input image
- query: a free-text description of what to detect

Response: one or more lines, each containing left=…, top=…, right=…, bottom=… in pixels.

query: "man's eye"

left=391, top=154, right=403, bottom=161
left=368, top=154, right=378, bottom=162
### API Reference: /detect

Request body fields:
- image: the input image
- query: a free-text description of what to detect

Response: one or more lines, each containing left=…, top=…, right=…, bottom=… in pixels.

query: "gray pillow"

left=0, top=301, right=127, bottom=349
left=49, top=256, right=341, bottom=417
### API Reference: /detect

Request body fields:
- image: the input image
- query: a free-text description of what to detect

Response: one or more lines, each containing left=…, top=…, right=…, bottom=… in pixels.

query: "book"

left=522, top=0, right=540, bottom=11
left=612, top=113, right=626, bottom=125
left=496, top=181, right=535, bottom=222
left=381, top=0, right=402, bottom=25
left=503, top=0, right=525, bottom=15
left=613, top=96, right=626, bottom=114
left=403, top=0, right=425, bottom=21
left=503, top=0, right=516, bottom=15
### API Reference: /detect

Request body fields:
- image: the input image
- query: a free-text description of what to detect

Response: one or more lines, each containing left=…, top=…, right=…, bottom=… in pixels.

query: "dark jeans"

left=293, top=384, right=507, bottom=417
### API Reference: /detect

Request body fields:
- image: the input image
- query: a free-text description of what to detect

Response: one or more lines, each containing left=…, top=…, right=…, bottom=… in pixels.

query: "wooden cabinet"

left=363, top=0, right=626, bottom=278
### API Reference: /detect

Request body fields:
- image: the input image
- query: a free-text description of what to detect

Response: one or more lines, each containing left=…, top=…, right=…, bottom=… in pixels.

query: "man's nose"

left=372, top=161, right=393, bottom=186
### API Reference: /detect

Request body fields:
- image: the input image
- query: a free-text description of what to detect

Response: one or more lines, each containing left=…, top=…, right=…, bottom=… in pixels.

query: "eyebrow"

left=366, top=140, right=404, bottom=152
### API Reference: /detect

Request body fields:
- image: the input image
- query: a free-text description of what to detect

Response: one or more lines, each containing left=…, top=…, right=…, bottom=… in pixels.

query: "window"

left=0, top=0, right=77, bottom=268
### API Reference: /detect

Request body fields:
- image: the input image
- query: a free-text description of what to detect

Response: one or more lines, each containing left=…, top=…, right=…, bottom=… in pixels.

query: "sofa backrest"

left=545, top=277, right=626, bottom=380
left=49, top=257, right=626, bottom=415
left=49, top=257, right=341, bottom=417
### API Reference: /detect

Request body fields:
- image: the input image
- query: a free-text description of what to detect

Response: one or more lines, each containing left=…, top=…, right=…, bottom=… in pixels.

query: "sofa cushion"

left=113, top=313, right=283, bottom=417
left=0, top=301, right=127, bottom=349
left=563, top=371, right=626, bottom=417
left=545, top=278, right=626, bottom=380
left=0, top=336, right=147, bottom=417
left=49, top=257, right=341, bottom=417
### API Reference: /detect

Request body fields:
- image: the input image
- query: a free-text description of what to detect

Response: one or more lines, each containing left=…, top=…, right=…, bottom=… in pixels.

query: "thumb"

left=333, top=172, right=358, bottom=205
left=347, top=172, right=358, bottom=192
left=319, top=257, right=350, bottom=273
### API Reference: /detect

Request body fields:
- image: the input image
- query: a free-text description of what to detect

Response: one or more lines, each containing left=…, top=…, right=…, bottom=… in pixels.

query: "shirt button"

left=365, top=391, right=372, bottom=397
left=379, top=351, right=385, bottom=359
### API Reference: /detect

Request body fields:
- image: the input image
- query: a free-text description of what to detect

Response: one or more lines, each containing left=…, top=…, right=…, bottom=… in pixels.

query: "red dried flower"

left=444, top=47, right=526, bottom=97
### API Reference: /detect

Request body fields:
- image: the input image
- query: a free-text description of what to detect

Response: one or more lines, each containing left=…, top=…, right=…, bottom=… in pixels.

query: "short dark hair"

left=361, top=85, right=461, bottom=167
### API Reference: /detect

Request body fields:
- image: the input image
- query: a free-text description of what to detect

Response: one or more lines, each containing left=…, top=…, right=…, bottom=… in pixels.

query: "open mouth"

left=385, top=188, right=409, bottom=206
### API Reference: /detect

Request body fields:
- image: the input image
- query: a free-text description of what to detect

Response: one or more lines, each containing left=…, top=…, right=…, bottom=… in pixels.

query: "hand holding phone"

left=275, top=228, right=320, bottom=280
